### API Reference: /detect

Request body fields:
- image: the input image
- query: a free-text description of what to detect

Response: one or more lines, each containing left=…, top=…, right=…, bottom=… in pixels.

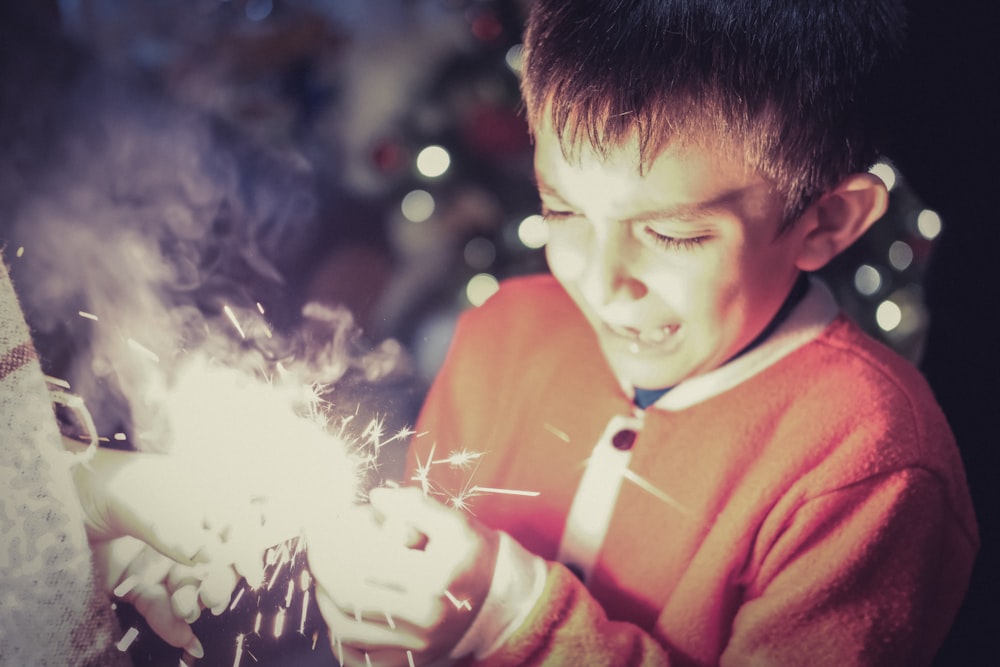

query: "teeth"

left=611, top=324, right=678, bottom=348
left=639, top=328, right=668, bottom=344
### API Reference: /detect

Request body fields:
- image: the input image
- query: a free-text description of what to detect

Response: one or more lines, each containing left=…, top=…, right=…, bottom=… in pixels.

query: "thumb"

left=368, top=486, right=459, bottom=539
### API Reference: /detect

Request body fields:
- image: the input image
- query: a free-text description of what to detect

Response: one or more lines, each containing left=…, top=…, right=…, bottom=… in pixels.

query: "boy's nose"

left=585, top=228, right=646, bottom=306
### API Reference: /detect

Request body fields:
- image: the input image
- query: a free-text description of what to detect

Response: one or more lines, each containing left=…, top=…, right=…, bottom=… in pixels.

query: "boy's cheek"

left=546, top=242, right=588, bottom=284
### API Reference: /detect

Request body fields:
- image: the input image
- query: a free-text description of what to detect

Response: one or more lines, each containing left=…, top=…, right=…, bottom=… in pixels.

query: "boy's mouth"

left=603, top=322, right=681, bottom=352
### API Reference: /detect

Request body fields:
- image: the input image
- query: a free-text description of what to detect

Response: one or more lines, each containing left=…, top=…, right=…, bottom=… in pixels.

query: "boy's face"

left=535, top=122, right=812, bottom=390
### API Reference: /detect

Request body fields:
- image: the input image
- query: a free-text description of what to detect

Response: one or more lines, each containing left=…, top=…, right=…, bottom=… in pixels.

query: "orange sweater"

left=407, top=274, right=978, bottom=666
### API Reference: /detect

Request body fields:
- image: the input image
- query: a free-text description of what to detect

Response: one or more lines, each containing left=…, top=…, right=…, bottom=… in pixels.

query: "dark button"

left=611, top=429, right=637, bottom=450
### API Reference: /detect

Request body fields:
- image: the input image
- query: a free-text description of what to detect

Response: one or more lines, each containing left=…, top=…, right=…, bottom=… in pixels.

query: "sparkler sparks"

left=544, top=422, right=571, bottom=443
left=233, top=633, right=245, bottom=667
left=223, top=304, right=247, bottom=339
left=471, top=486, right=539, bottom=497
left=444, top=589, right=472, bottom=611
left=116, top=627, right=140, bottom=652
left=112, top=574, right=139, bottom=598
left=621, top=469, right=692, bottom=516
left=229, top=587, right=245, bottom=612
left=432, top=448, right=483, bottom=469
left=78, top=310, right=99, bottom=321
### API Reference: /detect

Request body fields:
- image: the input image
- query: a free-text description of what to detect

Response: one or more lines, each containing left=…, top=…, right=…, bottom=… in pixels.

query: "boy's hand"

left=308, top=487, right=500, bottom=667
left=91, top=535, right=242, bottom=660
left=74, top=448, right=285, bottom=586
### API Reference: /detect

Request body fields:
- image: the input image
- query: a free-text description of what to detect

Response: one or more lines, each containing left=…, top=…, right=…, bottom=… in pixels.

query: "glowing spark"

left=448, top=491, right=473, bottom=513
left=471, top=486, right=539, bottom=497
left=254, top=612, right=262, bottom=635
left=365, top=653, right=373, bottom=667
left=116, top=627, right=140, bottom=652
left=113, top=432, right=127, bottom=441
left=362, top=415, right=386, bottom=447
left=433, top=449, right=483, bottom=469
left=411, top=443, right=436, bottom=496
left=300, top=590, right=310, bottom=634
left=229, top=587, right=245, bottom=611
left=621, top=469, right=692, bottom=516
left=112, top=574, right=139, bottom=598
left=256, top=302, right=265, bottom=315
left=407, top=650, right=415, bottom=667
left=385, top=425, right=416, bottom=444
left=15, top=246, right=24, bottom=258
left=78, top=310, right=99, bottom=321
left=384, top=611, right=395, bottom=629
left=444, top=589, right=472, bottom=611
left=544, top=423, right=571, bottom=442
left=233, top=633, right=245, bottom=667
left=285, top=580, right=295, bottom=607
left=223, top=304, right=247, bottom=339
left=274, top=608, right=287, bottom=638
left=300, top=568, right=311, bottom=591
left=312, top=631, right=319, bottom=650
left=126, top=338, right=159, bottom=364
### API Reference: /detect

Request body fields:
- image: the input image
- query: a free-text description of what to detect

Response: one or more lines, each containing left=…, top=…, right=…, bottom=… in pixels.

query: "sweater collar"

left=627, top=276, right=839, bottom=412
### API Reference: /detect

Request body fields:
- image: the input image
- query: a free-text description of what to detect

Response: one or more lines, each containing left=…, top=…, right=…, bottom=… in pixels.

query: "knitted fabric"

left=0, top=259, right=127, bottom=666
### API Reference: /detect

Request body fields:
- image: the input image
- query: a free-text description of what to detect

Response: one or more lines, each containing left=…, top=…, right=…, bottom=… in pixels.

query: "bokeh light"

left=869, top=161, right=897, bottom=191
left=854, top=264, right=882, bottom=296
left=505, top=44, right=524, bottom=74
left=888, top=240, right=914, bottom=271
left=401, top=189, right=435, bottom=223
left=466, top=273, right=499, bottom=306
left=916, top=209, right=943, bottom=240
left=876, top=300, right=902, bottom=332
left=416, top=145, right=451, bottom=178
left=517, top=214, right=548, bottom=249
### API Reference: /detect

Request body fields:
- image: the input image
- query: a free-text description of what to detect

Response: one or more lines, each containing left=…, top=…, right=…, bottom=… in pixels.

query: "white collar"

left=643, top=277, right=839, bottom=411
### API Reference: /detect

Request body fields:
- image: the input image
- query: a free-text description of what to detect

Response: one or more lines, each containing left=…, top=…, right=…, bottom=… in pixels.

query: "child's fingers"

left=369, top=487, right=459, bottom=537
left=169, top=583, right=202, bottom=624
left=129, top=577, right=205, bottom=658
left=198, top=564, right=238, bottom=614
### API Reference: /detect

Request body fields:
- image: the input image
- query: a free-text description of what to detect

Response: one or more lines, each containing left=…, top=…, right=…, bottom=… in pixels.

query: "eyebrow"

left=536, top=177, right=748, bottom=223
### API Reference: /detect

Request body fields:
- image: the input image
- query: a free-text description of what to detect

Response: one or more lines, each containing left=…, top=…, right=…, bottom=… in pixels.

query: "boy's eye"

left=540, top=207, right=576, bottom=221
left=641, top=225, right=708, bottom=251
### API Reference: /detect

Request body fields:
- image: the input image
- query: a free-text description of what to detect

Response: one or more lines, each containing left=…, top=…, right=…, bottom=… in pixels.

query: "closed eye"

left=642, top=226, right=708, bottom=251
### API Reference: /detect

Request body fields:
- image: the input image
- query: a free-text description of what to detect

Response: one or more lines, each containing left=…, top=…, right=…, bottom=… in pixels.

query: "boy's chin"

left=604, top=352, right=687, bottom=393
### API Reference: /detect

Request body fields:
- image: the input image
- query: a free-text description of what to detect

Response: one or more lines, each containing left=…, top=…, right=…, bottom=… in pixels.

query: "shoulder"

left=456, top=273, right=581, bottom=341
left=779, top=315, right=976, bottom=532
left=808, top=315, right=946, bottom=429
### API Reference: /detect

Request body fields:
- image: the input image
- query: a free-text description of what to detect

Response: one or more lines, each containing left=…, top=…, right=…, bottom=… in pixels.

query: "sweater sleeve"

left=473, top=561, right=672, bottom=667
left=722, top=467, right=977, bottom=667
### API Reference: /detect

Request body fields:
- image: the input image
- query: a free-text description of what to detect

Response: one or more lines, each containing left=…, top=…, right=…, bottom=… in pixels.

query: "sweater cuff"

left=449, top=531, right=547, bottom=660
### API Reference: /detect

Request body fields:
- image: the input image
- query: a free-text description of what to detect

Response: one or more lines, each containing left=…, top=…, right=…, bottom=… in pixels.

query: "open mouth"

left=604, top=322, right=680, bottom=353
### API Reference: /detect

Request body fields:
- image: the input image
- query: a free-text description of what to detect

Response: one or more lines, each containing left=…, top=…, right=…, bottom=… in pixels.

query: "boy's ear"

left=794, top=173, right=889, bottom=272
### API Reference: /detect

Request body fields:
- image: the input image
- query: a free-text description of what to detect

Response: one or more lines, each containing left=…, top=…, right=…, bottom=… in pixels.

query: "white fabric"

left=450, top=531, right=547, bottom=660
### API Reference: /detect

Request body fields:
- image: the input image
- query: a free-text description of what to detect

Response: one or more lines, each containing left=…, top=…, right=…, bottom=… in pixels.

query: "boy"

left=308, top=1, right=978, bottom=666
